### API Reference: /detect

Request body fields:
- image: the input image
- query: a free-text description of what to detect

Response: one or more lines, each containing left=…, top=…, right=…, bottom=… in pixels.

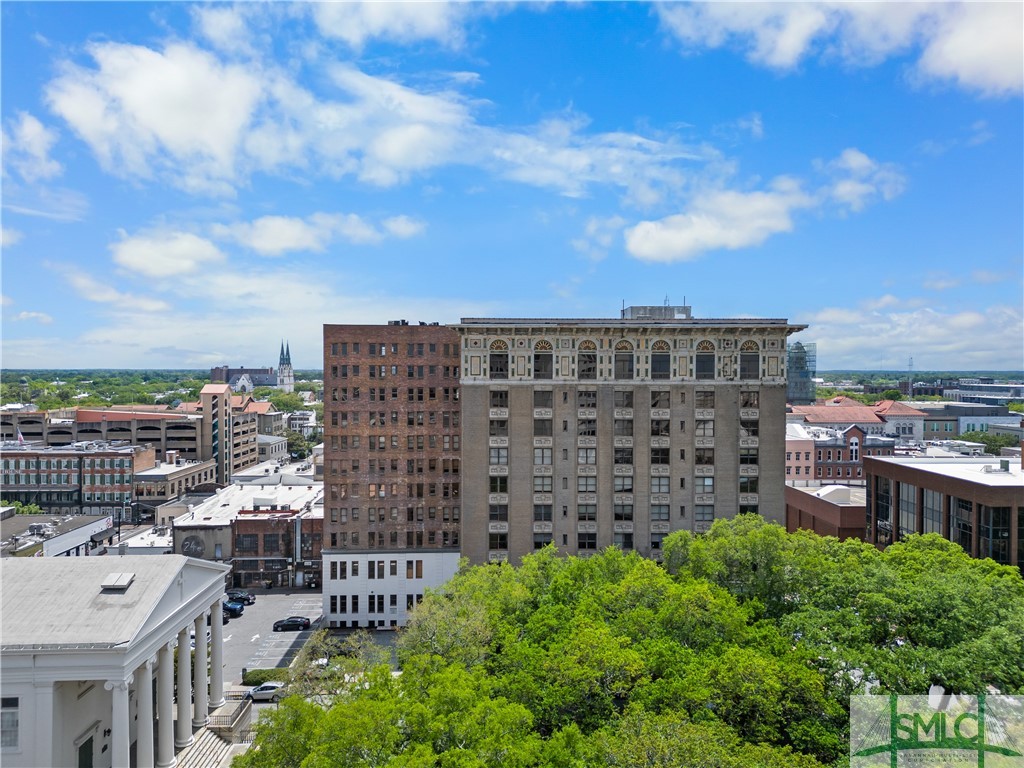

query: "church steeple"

left=277, top=340, right=295, bottom=393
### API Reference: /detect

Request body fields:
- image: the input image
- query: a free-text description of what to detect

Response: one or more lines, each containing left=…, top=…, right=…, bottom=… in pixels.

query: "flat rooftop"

left=868, top=456, right=1023, bottom=488
left=173, top=481, right=323, bottom=527
left=135, top=459, right=215, bottom=478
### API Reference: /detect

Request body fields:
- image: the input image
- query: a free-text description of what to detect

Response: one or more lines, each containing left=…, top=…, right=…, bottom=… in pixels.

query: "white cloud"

left=13, top=311, right=53, bottom=324
left=311, top=3, right=472, bottom=50
left=46, top=42, right=264, bottom=193
left=2, top=112, right=62, bottom=183
left=110, top=230, right=226, bottom=277
left=863, top=294, right=901, bottom=311
left=821, top=148, right=906, bottom=212
left=192, top=5, right=256, bottom=56
left=972, top=269, right=1009, bottom=285
left=382, top=215, right=426, bottom=239
left=657, top=3, right=1023, bottom=97
left=1, top=295, right=13, bottom=306
left=966, top=120, right=994, bottom=147
left=797, top=303, right=1024, bottom=369
left=57, top=265, right=171, bottom=312
left=923, top=274, right=960, bottom=291
left=571, top=215, right=627, bottom=262
left=42, top=38, right=713, bottom=205
left=211, top=214, right=354, bottom=255
left=624, top=177, right=814, bottom=262
left=1, top=228, right=23, bottom=247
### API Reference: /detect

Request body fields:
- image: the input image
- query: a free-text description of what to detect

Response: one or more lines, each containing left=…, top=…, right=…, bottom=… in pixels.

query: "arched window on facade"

left=739, top=340, right=760, bottom=380
left=651, top=340, right=671, bottom=380
left=533, top=340, right=553, bottom=380
left=614, top=340, right=635, bottom=380
left=489, top=340, right=509, bottom=380
left=578, top=340, right=597, bottom=380
left=696, top=340, right=715, bottom=380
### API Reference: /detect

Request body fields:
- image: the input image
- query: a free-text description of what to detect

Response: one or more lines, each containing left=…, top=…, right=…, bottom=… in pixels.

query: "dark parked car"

left=223, top=600, right=245, bottom=618
left=227, top=589, right=256, bottom=605
left=273, top=616, right=311, bottom=632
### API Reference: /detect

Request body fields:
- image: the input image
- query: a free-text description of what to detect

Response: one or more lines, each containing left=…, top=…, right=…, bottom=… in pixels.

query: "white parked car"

left=246, top=681, right=287, bottom=702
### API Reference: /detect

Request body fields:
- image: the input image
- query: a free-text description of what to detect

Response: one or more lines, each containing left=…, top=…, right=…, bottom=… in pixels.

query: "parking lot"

left=218, top=589, right=324, bottom=687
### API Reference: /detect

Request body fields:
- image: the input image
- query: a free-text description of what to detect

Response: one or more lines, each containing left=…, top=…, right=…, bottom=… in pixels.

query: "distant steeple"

left=277, top=340, right=295, bottom=393
left=279, top=341, right=286, bottom=365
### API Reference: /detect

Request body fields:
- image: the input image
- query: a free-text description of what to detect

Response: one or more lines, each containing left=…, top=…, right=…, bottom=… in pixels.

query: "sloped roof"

left=200, top=384, right=232, bottom=395
left=872, top=400, right=927, bottom=417
left=244, top=401, right=277, bottom=415
left=790, top=406, right=885, bottom=424
left=0, top=555, right=227, bottom=650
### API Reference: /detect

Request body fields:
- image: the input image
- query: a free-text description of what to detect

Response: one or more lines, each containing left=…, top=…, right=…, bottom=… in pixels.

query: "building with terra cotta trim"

left=322, top=321, right=463, bottom=628
left=452, top=305, right=806, bottom=566
left=864, top=455, right=1023, bottom=571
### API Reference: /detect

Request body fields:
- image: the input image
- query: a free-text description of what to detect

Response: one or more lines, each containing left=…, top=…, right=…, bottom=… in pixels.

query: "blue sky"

left=2, top=2, right=1021, bottom=371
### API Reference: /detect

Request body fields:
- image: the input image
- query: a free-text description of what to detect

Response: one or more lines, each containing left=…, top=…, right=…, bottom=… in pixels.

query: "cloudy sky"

left=2, top=2, right=1021, bottom=371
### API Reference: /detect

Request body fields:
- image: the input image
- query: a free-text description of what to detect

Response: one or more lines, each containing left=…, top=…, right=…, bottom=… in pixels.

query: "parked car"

left=226, top=589, right=256, bottom=605
left=223, top=600, right=245, bottom=618
left=273, top=616, right=311, bottom=632
left=246, top=681, right=287, bottom=703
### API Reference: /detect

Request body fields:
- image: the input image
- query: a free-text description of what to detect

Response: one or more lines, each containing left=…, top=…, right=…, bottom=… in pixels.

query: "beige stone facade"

left=452, top=309, right=805, bottom=565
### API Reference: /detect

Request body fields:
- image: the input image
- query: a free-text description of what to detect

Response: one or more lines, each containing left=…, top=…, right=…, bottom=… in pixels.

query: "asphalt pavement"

left=218, top=588, right=325, bottom=687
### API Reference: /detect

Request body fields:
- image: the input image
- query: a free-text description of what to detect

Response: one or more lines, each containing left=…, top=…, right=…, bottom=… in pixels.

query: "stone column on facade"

left=192, top=613, right=209, bottom=727
left=209, top=598, right=225, bottom=708
left=105, top=675, right=133, bottom=768
left=175, top=627, right=193, bottom=748
left=156, top=641, right=177, bottom=768
left=136, top=658, right=155, bottom=768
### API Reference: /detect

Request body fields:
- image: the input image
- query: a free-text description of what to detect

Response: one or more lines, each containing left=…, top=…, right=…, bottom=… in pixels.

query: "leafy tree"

left=879, top=389, right=902, bottom=401
left=1009, top=402, right=1024, bottom=414
left=957, top=430, right=1019, bottom=455
left=1, top=501, right=45, bottom=515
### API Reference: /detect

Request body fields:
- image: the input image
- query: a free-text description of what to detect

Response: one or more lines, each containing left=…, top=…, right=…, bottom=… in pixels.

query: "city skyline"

left=2, top=2, right=1022, bottom=371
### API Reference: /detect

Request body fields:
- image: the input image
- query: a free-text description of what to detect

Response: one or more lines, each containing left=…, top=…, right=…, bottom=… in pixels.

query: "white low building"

left=322, top=550, right=461, bottom=629
left=1, top=555, right=230, bottom=768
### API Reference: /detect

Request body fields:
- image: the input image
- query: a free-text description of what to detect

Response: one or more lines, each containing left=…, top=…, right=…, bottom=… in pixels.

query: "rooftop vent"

left=101, top=572, right=135, bottom=591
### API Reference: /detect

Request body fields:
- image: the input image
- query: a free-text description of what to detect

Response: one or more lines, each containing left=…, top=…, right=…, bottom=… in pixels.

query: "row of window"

left=489, top=473, right=756, bottom=494
left=330, top=387, right=459, bottom=402
left=328, top=558, right=424, bottom=580
left=488, top=347, right=761, bottom=381
left=327, top=530, right=459, bottom=548
left=328, top=593, right=424, bottom=614
left=331, top=410, right=461, bottom=428
left=488, top=446, right=750, bottom=466
left=329, top=482, right=460, bottom=500
left=330, top=364, right=460, bottom=380
left=490, top=389, right=756, bottom=409
left=330, top=506, right=461, bottom=523
left=329, top=341, right=458, bottom=358
left=331, top=434, right=461, bottom=452
left=487, top=417, right=758, bottom=439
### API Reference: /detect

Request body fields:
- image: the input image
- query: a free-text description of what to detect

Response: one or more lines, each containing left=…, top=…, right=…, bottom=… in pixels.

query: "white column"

left=192, top=613, right=209, bottom=727
left=32, top=682, right=54, bottom=768
left=136, top=658, right=155, bottom=768
left=157, top=642, right=177, bottom=768
left=175, top=628, right=193, bottom=749
left=105, top=675, right=133, bottom=768
left=209, top=598, right=225, bottom=708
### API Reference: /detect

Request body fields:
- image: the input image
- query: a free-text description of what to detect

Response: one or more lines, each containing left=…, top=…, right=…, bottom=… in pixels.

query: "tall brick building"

left=321, top=321, right=463, bottom=628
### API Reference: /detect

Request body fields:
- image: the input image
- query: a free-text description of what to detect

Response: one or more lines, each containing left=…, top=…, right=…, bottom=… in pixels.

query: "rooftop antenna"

left=907, top=355, right=913, bottom=398
left=664, top=295, right=669, bottom=306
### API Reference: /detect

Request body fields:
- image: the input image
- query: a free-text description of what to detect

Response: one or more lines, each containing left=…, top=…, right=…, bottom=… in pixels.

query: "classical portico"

left=0, top=555, right=231, bottom=768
